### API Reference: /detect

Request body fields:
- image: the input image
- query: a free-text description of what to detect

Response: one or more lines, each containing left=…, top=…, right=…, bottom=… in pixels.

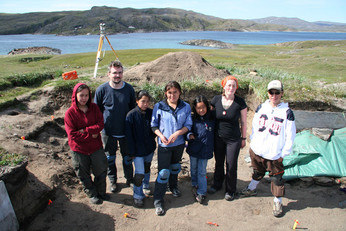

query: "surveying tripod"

left=93, top=23, right=119, bottom=78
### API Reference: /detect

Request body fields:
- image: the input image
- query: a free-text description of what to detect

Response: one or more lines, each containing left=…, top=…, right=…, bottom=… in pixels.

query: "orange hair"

left=221, top=75, right=238, bottom=89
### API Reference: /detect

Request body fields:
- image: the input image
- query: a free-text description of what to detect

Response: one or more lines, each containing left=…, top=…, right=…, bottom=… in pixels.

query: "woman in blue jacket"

left=151, top=81, right=193, bottom=216
left=125, top=90, right=156, bottom=208
left=186, top=95, right=215, bottom=204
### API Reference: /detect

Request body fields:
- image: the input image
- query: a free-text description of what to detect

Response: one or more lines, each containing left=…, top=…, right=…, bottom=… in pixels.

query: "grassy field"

left=0, top=40, right=345, bottom=110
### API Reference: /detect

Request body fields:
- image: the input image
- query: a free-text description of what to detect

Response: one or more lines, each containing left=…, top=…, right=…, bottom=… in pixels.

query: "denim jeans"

left=190, top=156, right=208, bottom=196
left=101, top=133, right=134, bottom=184
left=133, top=152, right=154, bottom=200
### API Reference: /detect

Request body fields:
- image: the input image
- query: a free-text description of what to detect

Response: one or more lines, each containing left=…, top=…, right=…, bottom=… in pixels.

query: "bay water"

left=0, top=31, right=345, bottom=55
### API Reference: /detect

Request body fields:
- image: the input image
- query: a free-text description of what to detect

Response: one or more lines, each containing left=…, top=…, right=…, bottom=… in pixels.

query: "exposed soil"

left=0, top=52, right=345, bottom=231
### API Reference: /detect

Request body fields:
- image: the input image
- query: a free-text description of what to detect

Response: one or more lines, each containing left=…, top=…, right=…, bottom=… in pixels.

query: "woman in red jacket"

left=64, top=83, right=108, bottom=204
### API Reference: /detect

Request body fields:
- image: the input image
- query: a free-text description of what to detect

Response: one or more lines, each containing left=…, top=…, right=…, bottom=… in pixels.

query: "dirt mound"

left=124, top=51, right=230, bottom=84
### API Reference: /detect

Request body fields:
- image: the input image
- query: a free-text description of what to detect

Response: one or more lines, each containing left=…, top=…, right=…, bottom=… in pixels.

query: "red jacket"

left=64, top=83, right=104, bottom=155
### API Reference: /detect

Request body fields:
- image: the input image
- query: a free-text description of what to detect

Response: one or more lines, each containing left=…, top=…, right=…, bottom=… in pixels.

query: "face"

left=108, top=66, right=123, bottom=84
left=268, top=89, right=283, bottom=106
left=76, top=88, right=89, bottom=107
left=195, top=102, right=207, bottom=117
left=223, top=80, right=237, bottom=95
left=137, top=96, right=150, bottom=111
left=165, top=87, right=181, bottom=104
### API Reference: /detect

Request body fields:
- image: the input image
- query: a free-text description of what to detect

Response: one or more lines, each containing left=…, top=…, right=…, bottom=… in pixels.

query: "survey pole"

left=93, top=23, right=106, bottom=78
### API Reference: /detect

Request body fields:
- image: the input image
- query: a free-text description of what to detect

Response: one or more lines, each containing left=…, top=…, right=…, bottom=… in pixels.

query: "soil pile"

left=124, top=51, right=230, bottom=84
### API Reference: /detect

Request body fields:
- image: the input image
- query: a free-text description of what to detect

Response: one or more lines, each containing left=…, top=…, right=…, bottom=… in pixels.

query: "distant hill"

left=0, top=7, right=345, bottom=35
left=251, top=17, right=346, bottom=32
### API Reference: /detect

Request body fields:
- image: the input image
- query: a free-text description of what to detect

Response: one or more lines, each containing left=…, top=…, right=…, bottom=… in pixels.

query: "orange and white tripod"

left=93, top=23, right=119, bottom=78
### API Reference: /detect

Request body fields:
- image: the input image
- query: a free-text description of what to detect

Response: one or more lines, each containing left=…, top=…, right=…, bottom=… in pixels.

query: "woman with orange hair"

left=208, top=76, right=247, bottom=201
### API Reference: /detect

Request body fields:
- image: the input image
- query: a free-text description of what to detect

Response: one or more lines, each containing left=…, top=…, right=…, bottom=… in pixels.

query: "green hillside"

left=0, top=6, right=293, bottom=35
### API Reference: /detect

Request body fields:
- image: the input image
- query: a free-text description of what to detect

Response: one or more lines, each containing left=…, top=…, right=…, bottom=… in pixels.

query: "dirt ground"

left=0, top=51, right=345, bottom=231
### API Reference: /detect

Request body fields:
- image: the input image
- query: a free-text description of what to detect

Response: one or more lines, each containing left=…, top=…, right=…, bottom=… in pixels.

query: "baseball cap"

left=267, top=80, right=283, bottom=91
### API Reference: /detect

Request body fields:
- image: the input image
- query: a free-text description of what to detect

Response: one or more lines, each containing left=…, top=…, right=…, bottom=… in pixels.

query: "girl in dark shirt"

left=208, top=76, right=247, bottom=201
left=186, top=95, right=215, bottom=204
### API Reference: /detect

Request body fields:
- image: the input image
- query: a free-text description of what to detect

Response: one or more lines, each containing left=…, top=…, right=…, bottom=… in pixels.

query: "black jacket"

left=125, top=106, right=156, bottom=157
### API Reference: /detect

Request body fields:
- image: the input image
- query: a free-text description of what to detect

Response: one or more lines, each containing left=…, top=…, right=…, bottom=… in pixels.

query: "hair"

left=108, top=60, right=123, bottom=72
left=76, top=84, right=90, bottom=94
left=192, top=95, right=211, bottom=120
left=164, top=81, right=182, bottom=94
left=136, top=90, right=151, bottom=101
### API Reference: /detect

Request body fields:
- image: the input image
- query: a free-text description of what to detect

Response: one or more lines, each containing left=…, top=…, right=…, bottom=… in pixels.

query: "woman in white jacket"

left=241, top=80, right=296, bottom=218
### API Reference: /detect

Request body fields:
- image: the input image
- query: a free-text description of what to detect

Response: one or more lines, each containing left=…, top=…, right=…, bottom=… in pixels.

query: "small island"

left=180, top=39, right=236, bottom=49
left=8, top=46, right=61, bottom=55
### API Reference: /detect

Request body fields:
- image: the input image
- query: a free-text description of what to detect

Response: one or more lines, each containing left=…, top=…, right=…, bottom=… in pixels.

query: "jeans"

left=133, top=152, right=154, bottom=200
left=154, top=144, right=184, bottom=208
left=190, top=156, right=208, bottom=196
left=71, top=149, right=108, bottom=197
left=101, top=133, right=134, bottom=184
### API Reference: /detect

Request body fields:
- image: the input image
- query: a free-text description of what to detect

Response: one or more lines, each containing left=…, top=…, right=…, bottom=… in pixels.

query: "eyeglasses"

left=268, top=90, right=281, bottom=95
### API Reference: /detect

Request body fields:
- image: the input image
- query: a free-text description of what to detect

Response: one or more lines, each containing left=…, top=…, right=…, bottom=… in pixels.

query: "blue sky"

left=1, top=0, right=346, bottom=23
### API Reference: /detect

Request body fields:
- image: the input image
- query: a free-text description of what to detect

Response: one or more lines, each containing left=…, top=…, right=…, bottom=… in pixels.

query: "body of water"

left=0, top=31, right=345, bottom=55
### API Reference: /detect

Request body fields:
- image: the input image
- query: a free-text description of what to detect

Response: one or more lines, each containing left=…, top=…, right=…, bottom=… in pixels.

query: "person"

left=208, top=75, right=247, bottom=201
left=241, top=80, right=296, bottom=217
left=64, top=83, right=108, bottom=204
left=94, top=60, right=136, bottom=193
left=151, top=81, right=193, bottom=216
left=186, top=95, right=215, bottom=204
left=125, top=90, right=156, bottom=208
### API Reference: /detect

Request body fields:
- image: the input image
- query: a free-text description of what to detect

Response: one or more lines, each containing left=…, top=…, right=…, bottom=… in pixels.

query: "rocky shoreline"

left=180, top=39, right=236, bottom=48
left=8, top=47, right=61, bottom=55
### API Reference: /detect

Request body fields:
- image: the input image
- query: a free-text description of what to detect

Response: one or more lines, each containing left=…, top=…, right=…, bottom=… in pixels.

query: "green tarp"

left=283, top=128, right=346, bottom=180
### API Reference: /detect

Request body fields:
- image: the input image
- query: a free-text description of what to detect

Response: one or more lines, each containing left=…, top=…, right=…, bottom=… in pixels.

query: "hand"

left=79, top=129, right=84, bottom=133
left=160, top=135, right=169, bottom=145
left=92, top=133, right=99, bottom=138
left=189, top=134, right=195, bottom=140
left=168, top=133, right=179, bottom=144
left=241, top=139, right=246, bottom=148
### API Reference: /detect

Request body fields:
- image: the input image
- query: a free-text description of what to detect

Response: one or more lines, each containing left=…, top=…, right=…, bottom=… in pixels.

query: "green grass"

left=0, top=40, right=345, bottom=110
left=0, top=146, right=25, bottom=166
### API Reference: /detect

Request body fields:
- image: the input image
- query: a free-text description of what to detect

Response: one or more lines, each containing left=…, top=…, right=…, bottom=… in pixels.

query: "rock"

left=312, top=128, right=334, bottom=141
left=7, top=47, right=61, bottom=55
left=180, top=39, right=236, bottom=49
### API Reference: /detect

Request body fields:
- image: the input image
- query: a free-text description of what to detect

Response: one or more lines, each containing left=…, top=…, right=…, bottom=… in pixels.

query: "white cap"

left=267, top=80, right=283, bottom=91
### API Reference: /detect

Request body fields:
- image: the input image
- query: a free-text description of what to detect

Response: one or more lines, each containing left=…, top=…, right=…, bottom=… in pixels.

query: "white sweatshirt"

left=250, top=100, right=296, bottom=160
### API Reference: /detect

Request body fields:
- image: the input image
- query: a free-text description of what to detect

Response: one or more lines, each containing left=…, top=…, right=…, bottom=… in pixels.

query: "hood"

left=71, top=83, right=91, bottom=109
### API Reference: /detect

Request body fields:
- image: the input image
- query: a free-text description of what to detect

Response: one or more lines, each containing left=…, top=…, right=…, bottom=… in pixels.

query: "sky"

left=1, top=0, right=346, bottom=23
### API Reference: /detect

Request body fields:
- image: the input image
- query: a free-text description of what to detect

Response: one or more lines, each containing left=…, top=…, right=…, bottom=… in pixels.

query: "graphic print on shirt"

left=258, top=114, right=284, bottom=136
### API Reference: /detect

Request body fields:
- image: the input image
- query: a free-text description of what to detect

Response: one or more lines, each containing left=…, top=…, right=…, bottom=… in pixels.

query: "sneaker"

left=143, top=188, right=151, bottom=197
left=126, top=180, right=134, bottom=188
left=98, top=193, right=110, bottom=201
left=241, top=187, right=257, bottom=197
left=155, top=206, right=165, bottom=216
left=224, top=192, right=235, bottom=201
left=171, top=188, right=182, bottom=197
left=196, top=194, right=205, bottom=204
left=273, top=201, right=283, bottom=217
left=90, top=196, right=102, bottom=204
left=134, top=198, right=144, bottom=208
left=207, top=186, right=220, bottom=194
left=110, top=183, right=118, bottom=193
